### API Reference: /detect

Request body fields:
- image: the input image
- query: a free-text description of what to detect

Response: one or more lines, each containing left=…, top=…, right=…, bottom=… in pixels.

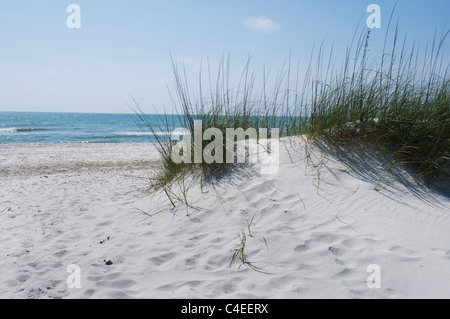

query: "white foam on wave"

left=0, top=127, right=47, bottom=134
left=0, top=128, right=17, bottom=133
left=118, top=131, right=172, bottom=136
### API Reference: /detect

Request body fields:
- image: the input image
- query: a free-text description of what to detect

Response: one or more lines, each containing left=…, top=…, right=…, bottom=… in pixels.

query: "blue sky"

left=0, top=0, right=449, bottom=113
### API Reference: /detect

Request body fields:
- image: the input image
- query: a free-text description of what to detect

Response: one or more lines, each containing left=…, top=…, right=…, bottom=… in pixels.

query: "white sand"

left=0, top=139, right=449, bottom=299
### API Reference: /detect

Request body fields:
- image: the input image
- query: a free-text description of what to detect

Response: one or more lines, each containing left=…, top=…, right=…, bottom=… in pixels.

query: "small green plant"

left=229, top=214, right=270, bottom=274
left=229, top=232, right=269, bottom=274
left=247, top=213, right=256, bottom=238
left=229, top=232, right=248, bottom=267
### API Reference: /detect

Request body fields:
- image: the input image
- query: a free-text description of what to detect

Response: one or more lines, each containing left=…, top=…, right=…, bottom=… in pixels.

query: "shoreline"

left=0, top=142, right=159, bottom=178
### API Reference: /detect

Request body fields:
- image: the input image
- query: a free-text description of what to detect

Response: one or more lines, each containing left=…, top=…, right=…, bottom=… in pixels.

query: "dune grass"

left=306, top=27, right=449, bottom=180
left=133, top=24, right=449, bottom=190
left=132, top=54, right=292, bottom=190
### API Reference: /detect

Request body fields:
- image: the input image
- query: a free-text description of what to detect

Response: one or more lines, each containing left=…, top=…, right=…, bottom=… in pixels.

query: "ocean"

left=0, top=111, right=181, bottom=144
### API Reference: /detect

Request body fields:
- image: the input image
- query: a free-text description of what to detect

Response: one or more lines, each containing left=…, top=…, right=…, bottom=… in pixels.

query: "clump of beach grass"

left=132, top=54, right=296, bottom=190
left=304, top=26, right=449, bottom=180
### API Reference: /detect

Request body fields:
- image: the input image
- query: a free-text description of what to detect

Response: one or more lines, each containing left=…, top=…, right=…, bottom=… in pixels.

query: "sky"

left=0, top=0, right=449, bottom=114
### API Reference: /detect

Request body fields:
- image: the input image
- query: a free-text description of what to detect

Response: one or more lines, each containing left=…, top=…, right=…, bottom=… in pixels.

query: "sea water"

left=0, top=112, right=181, bottom=144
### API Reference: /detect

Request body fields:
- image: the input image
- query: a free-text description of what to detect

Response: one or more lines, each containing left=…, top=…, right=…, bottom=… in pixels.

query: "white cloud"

left=243, top=16, right=282, bottom=32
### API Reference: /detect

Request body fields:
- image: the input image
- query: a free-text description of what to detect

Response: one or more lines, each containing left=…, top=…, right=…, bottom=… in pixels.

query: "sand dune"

left=0, top=139, right=449, bottom=298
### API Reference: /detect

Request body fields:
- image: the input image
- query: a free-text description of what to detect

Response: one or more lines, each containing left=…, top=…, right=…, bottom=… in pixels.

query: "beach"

left=0, top=143, right=159, bottom=298
left=1, top=139, right=449, bottom=299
